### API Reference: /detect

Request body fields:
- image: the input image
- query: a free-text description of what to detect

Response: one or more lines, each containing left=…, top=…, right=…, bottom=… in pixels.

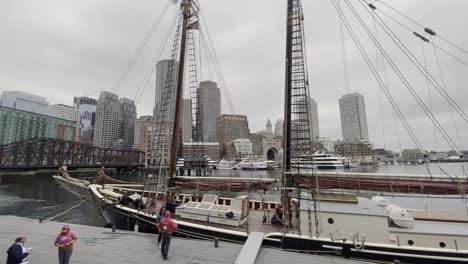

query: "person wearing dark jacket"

left=6, top=237, right=30, bottom=264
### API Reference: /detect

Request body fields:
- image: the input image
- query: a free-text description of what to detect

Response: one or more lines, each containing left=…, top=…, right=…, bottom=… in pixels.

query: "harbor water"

left=1, top=163, right=468, bottom=228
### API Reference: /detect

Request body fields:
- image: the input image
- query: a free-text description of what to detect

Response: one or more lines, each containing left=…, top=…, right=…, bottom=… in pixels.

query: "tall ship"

left=54, top=0, right=468, bottom=263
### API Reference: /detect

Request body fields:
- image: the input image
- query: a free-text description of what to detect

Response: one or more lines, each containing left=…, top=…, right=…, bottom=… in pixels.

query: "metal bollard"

left=112, top=225, right=116, bottom=232
left=214, top=238, right=219, bottom=248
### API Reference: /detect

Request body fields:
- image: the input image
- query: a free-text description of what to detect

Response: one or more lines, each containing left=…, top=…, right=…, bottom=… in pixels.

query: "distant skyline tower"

left=73, top=96, right=97, bottom=143
left=93, top=91, right=121, bottom=148
left=133, top=115, right=153, bottom=150
left=266, top=118, right=273, bottom=135
left=197, top=80, right=221, bottom=142
left=339, top=92, right=369, bottom=141
left=119, top=97, right=137, bottom=147
left=308, top=97, right=320, bottom=140
left=153, top=59, right=179, bottom=121
left=274, top=119, right=283, bottom=136
left=182, top=98, right=192, bottom=142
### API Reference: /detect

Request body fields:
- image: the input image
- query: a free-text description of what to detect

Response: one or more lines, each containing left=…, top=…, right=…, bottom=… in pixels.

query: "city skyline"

left=1, top=1, right=467, bottom=151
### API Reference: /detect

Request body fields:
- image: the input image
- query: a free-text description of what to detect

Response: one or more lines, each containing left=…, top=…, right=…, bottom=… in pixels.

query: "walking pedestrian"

left=156, top=211, right=178, bottom=260
left=6, top=236, right=30, bottom=264
left=156, top=207, right=166, bottom=249
left=54, top=225, right=77, bottom=264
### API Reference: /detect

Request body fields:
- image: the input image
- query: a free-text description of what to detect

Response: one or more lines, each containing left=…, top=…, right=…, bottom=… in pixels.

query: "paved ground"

left=0, top=216, right=368, bottom=264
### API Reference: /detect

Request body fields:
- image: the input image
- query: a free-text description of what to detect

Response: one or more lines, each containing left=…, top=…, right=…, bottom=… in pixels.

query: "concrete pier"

left=0, top=216, right=365, bottom=264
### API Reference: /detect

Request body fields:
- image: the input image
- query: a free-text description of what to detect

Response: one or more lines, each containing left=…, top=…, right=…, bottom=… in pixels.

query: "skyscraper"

left=339, top=92, right=369, bottom=141
left=73, top=96, right=97, bottom=143
left=49, top=104, right=80, bottom=123
left=119, top=97, right=137, bottom=146
left=93, top=91, right=121, bottom=148
left=182, top=99, right=192, bottom=142
left=197, top=80, right=221, bottom=142
left=308, top=97, right=320, bottom=140
left=134, top=115, right=153, bottom=150
left=274, top=119, right=283, bottom=136
left=0, top=91, right=54, bottom=116
left=217, top=114, right=250, bottom=158
left=153, top=59, right=179, bottom=121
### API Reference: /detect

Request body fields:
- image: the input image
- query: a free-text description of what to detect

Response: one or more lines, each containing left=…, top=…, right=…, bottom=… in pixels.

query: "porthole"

left=408, top=240, right=414, bottom=246
left=439, top=242, right=446, bottom=248
left=327, top=218, right=334, bottom=224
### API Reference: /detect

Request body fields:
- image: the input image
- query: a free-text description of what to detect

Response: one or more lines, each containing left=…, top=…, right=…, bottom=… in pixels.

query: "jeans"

left=160, top=233, right=172, bottom=258
left=158, top=231, right=162, bottom=244
left=58, top=250, right=73, bottom=264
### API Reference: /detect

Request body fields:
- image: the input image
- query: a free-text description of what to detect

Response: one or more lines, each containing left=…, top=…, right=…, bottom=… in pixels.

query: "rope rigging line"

left=110, top=0, right=173, bottom=96
left=330, top=0, right=424, bottom=154
left=376, top=0, right=468, bottom=56
left=430, top=35, right=464, bottom=152
left=353, top=0, right=463, bottom=152
left=420, top=40, right=439, bottom=151
left=338, top=0, right=462, bottom=184
left=134, top=11, right=180, bottom=105
left=337, top=0, right=351, bottom=94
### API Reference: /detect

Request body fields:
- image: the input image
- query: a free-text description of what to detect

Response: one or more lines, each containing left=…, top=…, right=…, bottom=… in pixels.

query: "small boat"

left=238, top=160, right=268, bottom=171
left=216, top=160, right=235, bottom=170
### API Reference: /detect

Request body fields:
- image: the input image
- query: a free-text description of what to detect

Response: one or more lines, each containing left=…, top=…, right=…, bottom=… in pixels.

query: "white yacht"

left=216, top=160, right=235, bottom=170
left=292, top=151, right=345, bottom=170
left=238, top=160, right=268, bottom=171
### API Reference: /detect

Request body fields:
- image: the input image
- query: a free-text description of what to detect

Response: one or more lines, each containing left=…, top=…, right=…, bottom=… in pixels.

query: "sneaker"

left=163, top=256, right=168, bottom=260
left=158, top=244, right=161, bottom=249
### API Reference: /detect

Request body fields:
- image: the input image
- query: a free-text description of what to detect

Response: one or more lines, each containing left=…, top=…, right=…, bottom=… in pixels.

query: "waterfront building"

left=317, top=137, right=335, bottom=153
left=274, top=119, right=283, bottom=137
left=146, top=121, right=174, bottom=167
left=248, top=133, right=264, bottom=158
left=182, top=142, right=220, bottom=161
left=49, top=104, right=79, bottom=124
left=182, top=99, right=193, bottom=142
left=401, top=149, right=427, bottom=163
left=119, top=98, right=137, bottom=146
left=134, top=115, right=153, bottom=150
left=197, top=80, right=221, bottom=142
left=225, top=138, right=253, bottom=160
left=216, top=114, right=250, bottom=158
left=0, top=91, right=55, bottom=116
left=339, top=92, right=369, bottom=141
left=73, top=97, right=97, bottom=143
left=93, top=91, right=121, bottom=148
left=334, top=139, right=374, bottom=164
left=153, top=59, right=179, bottom=121
left=262, top=136, right=283, bottom=161
left=0, top=106, right=77, bottom=144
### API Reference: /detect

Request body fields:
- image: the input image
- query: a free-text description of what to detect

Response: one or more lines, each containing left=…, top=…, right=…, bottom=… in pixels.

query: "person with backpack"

left=156, top=211, right=178, bottom=260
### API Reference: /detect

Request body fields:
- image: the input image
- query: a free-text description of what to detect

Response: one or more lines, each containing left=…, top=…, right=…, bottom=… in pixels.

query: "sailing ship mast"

left=169, top=0, right=192, bottom=180
left=283, top=0, right=313, bottom=228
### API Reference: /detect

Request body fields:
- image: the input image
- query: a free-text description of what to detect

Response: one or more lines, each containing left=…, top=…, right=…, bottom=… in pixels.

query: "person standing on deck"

left=156, top=207, right=166, bottom=249
left=6, top=236, right=30, bottom=264
left=54, top=225, right=77, bottom=264
left=156, top=211, right=178, bottom=260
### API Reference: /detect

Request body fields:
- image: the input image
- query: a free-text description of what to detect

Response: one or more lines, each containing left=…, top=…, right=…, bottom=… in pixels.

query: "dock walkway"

left=0, top=216, right=366, bottom=264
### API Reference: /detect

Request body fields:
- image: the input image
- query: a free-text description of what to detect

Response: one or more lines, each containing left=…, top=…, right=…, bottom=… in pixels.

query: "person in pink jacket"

left=54, top=225, right=77, bottom=264
left=156, top=211, right=178, bottom=260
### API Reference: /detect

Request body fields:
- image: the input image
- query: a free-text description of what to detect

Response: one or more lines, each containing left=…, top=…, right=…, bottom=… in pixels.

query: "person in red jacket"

left=156, top=211, right=178, bottom=260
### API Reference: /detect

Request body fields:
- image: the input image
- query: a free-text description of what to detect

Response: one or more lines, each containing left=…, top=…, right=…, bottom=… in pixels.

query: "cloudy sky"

left=1, top=0, right=468, bottom=152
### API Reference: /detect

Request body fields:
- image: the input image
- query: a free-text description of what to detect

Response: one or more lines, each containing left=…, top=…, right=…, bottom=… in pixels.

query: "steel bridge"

left=0, top=138, right=145, bottom=171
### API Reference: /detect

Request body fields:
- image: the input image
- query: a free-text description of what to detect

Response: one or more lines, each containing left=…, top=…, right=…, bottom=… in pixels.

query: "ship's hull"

left=91, top=189, right=468, bottom=264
